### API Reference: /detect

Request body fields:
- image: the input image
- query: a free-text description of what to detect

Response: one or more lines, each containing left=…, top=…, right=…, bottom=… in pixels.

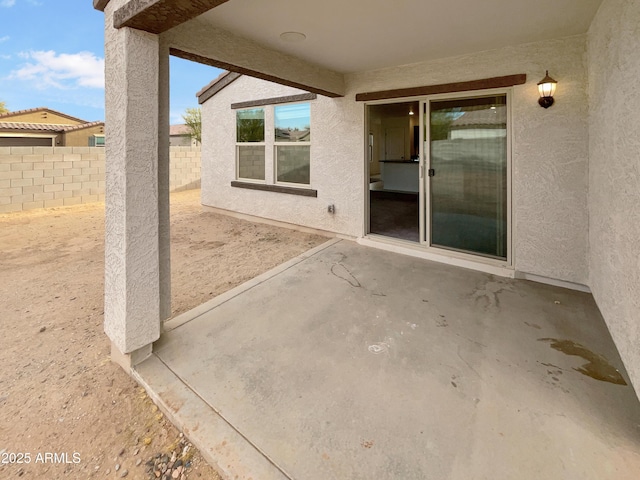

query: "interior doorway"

left=367, top=101, right=420, bottom=242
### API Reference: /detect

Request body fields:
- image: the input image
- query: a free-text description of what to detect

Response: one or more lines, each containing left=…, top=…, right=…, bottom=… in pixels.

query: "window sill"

left=231, top=181, right=318, bottom=197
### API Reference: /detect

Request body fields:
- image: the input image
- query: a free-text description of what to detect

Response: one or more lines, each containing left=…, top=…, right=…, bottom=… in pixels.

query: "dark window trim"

left=231, top=181, right=317, bottom=197
left=355, top=74, right=527, bottom=102
left=231, top=93, right=317, bottom=110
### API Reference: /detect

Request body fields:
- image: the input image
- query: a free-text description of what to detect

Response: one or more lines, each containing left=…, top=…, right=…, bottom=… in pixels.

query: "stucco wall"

left=348, top=35, right=590, bottom=284
left=587, top=0, right=640, bottom=393
left=203, top=36, right=589, bottom=283
left=1, top=110, right=83, bottom=125
left=201, top=76, right=363, bottom=237
left=63, top=125, right=105, bottom=147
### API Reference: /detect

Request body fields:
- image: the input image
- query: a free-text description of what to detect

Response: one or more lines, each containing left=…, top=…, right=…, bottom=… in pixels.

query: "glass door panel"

left=428, top=95, right=507, bottom=259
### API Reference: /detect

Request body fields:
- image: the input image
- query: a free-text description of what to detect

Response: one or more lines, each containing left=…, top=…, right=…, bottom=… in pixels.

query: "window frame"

left=235, top=107, right=266, bottom=183
left=90, top=134, right=105, bottom=147
left=273, top=101, right=311, bottom=188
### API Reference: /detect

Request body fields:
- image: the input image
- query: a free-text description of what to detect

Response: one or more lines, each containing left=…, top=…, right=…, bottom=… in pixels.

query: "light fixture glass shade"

left=537, top=71, right=557, bottom=98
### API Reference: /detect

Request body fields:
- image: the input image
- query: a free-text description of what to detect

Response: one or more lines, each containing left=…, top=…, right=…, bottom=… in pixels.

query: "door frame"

left=421, top=88, right=513, bottom=267
left=364, top=87, right=513, bottom=269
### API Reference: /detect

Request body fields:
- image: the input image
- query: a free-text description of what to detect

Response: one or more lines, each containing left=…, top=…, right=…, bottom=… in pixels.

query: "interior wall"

left=381, top=116, right=409, bottom=160
left=587, top=0, right=640, bottom=395
left=347, top=35, right=590, bottom=285
left=367, top=108, right=382, bottom=176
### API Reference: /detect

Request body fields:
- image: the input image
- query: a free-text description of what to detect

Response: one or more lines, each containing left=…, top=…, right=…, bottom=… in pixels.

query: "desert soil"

left=0, top=189, right=326, bottom=479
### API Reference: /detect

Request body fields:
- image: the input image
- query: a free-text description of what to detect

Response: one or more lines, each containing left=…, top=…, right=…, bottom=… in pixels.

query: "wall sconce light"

left=409, top=106, right=414, bottom=115
left=537, top=70, right=557, bottom=108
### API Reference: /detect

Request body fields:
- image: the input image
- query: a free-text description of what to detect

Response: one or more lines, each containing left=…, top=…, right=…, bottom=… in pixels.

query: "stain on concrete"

left=524, top=321, right=542, bottom=330
left=330, top=263, right=361, bottom=288
left=540, top=362, right=565, bottom=371
left=470, top=279, right=510, bottom=310
left=539, top=338, right=628, bottom=385
left=368, top=342, right=390, bottom=354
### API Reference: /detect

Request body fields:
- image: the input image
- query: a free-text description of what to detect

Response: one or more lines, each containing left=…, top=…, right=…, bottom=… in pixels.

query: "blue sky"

left=0, top=0, right=223, bottom=124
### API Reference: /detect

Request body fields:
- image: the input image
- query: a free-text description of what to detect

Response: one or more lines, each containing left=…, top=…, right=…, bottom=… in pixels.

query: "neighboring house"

left=169, top=123, right=199, bottom=146
left=0, top=107, right=105, bottom=147
left=95, top=0, right=640, bottom=399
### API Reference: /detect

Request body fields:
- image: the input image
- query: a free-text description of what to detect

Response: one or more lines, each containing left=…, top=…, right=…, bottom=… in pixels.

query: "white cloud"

left=0, top=54, right=11, bottom=60
left=0, top=36, right=9, bottom=43
left=170, top=111, right=185, bottom=125
left=11, top=50, right=104, bottom=89
left=1, top=0, right=42, bottom=6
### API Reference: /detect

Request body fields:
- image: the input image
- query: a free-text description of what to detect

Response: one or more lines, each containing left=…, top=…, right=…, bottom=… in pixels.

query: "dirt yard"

left=0, top=189, right=326, bottom=479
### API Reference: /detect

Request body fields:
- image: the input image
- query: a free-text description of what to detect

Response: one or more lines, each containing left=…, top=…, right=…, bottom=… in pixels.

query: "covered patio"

left=135, top=239, right=640, bottom=480
left=95, top=0, right=640, bottom=476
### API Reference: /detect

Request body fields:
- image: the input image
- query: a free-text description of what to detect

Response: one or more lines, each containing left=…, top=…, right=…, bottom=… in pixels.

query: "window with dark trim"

left=274, top=103, right=310, bottom=185
left=236, top=108, right=265, bottom=181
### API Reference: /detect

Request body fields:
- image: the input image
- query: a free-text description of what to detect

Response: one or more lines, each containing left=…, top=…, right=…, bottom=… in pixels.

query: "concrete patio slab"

left=136, top=239, right=640, bottom=480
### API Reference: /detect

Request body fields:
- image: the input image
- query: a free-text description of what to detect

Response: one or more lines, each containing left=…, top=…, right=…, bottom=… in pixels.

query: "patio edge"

left=133, top=354, right=292, bottom=480
left=162, top=238, right=342, bottom=332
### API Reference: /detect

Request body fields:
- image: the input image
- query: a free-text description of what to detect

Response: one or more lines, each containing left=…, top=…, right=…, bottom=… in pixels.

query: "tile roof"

left=0, top=122, right=69, bottom=132
left=170, top=124, right=190, bottom=136
left=63, top=121, right=104, bottom=132
left=0, top=120, right=104, bottom=132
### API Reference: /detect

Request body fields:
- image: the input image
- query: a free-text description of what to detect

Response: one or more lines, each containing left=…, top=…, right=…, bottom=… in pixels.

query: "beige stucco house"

left=0, top=107, right=105, bottom=147
left=94, top=0, right=640, bottom=402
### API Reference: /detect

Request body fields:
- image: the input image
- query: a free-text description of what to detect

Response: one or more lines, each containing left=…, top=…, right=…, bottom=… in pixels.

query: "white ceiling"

left=198, top=0, right=602, bottom=73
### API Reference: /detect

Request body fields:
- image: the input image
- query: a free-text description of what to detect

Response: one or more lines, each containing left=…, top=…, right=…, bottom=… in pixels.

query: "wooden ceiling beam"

left=111, top=0, right=230, bottom=34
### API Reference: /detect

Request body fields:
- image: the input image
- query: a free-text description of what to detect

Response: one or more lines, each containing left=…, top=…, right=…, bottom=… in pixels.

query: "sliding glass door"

left=425, top=94, right=508, bottom=259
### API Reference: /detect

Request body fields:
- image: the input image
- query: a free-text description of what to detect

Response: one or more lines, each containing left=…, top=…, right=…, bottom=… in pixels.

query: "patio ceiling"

left=197, top=0, right=603, bottom=73
left=99, top=0, right=602, bottom=97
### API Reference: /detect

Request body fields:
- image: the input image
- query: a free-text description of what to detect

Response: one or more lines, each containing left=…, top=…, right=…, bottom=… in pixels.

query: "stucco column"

left=104, top=0, right=169, bottom=366
left=158, top=39, right=171, bottom=323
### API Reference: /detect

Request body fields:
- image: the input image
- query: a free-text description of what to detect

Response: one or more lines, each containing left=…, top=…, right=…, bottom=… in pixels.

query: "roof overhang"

left=97, top=0, right=602, bottom=98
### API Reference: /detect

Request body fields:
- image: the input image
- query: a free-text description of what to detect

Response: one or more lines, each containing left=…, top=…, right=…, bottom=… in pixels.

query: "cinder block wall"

left=170, top=146, right=201, bottom=192
left=0, top=146, right=201, bottom=213
left=0, top=146, right=106, bottom=213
